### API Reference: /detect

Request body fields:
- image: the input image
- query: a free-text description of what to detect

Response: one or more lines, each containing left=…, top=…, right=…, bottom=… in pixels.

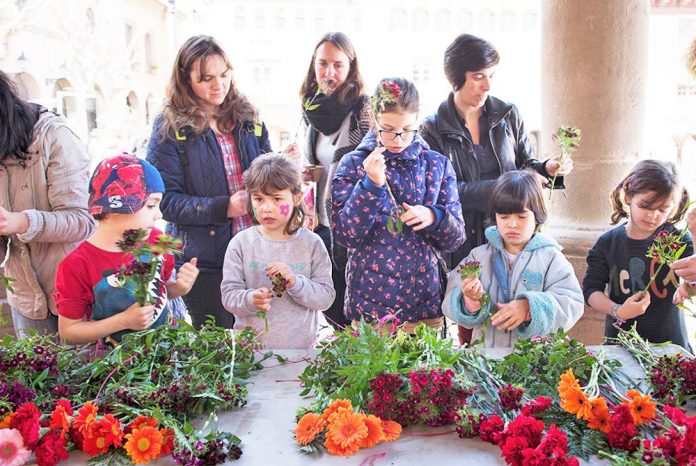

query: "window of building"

left=413, top=8, right=429, bottom=32
left=296, top=10, right=305, bottom=30
left=315, top=9, right=325, bottom=30
left=276, top=8, right=286, bottom=29
left=434, top=9, right=451, bottom=31
left=501, top=10, right=517, bottom=31
left=255, top=8, right=265, bottom=30
left=480, top=10, right=495, bottom=31
left=124, top=23, right=134, bottom=47
left=458, top=9, right=473, bottom=30
left=390, top=9, right=407, bottom=31
left=235, top=7, right=245, bottom=29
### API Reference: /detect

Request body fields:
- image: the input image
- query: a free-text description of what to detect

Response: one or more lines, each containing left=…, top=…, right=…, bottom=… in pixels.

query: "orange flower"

left=558, top=369, right=581, bottom=399
left=560, top=387, right=592, bottom=420
left=295, top=412, right=325, bottom=446
left=73, top=402, right=99, bottom=437
left=324, top=433, right=360, bottom=456
left=124, top=426, right=163, bottom=464
left=626, top=390, right=656, bottom=425
left=129, top=415, right=158, bottom=432
left=0, top=412, right=14, bottom=429
left=586, top=397, right=611, bottom=434
left=98, top=414, right=124, bottom=448
left=359, top=414, right=385, bottom=449
left=49, top=400, right=73, bottom=438
left=322, top=399, right=352, bottom=422
left=381, top=419, right=402, bottom=442
left=159, top=428, right=175, bottom=457
left=327, top=410, right=368, bottom=448
left=82, top=424, right=112, bottom=457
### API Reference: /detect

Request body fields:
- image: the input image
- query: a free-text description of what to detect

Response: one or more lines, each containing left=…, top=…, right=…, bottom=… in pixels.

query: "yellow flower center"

left=96, top=437, right=106, bottom=448
left=137, top=437, right=151, bottom=452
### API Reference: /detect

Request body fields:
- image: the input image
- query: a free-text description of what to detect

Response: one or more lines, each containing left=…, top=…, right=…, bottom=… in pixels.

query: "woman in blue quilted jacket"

left=147, top=35, right=271, bottom=329
left=332, top=77, right=465, bottom=331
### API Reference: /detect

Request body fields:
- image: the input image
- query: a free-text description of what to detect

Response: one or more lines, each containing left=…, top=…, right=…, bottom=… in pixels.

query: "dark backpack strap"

left=174, top=127, right=191, bottom=192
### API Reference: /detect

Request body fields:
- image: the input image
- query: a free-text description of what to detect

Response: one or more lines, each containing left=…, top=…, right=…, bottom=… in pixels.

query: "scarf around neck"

left=303, top=90, right=360, bottom=135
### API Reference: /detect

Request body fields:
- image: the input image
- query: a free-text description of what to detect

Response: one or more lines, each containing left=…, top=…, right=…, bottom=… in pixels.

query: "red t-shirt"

left=55, top=229, right=175, bottom=320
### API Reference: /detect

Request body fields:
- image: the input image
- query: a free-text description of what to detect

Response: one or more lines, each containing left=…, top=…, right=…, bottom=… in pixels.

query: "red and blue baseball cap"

left=88, top=153, right=165, bottom=215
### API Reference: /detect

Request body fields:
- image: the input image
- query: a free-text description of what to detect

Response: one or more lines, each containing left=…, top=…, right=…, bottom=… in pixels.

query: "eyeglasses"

left=377, top=128, right=418, bottom=141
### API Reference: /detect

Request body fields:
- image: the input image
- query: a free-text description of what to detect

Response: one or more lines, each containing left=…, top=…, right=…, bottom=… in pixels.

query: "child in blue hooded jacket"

left=332, top=77, right=465, bottom=329
left=443, top=170, right=583, bottom=346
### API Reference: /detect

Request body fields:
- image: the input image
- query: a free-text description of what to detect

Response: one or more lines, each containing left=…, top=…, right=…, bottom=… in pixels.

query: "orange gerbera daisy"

left=626, top=390, right=657, bottom=425
left=124, top=426, right=163, bottom=464
left=327, top=410, right=368, bottom=448
left=0, top=413, right=14, bottom=429
left=295, top=412, right=325, bottom=446
left=586, top=397, right=611, bottom=434
left=73, top=402, right=99, bottom=437
left=324, top=432, right=360, bottom=456
left=98, top=414, right=124, bottom=448
left=82, top=424, right=111, bottom=457
left=560, top=387, right=592, bottom=420
left=322, top=399, right=353, bottom=422
left=381, top=419, right=402, bottom=442
left=558, top=369, right=581, bottom=399
left=359, top=414, right=385, bottom=449
left=128, top=415, right=158, bottom=432
left=49, top=400, right=73, bottom=438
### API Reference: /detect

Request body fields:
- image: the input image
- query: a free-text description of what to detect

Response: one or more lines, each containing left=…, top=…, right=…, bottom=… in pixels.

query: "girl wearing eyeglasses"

left=331, top=77, right=466, bottom=332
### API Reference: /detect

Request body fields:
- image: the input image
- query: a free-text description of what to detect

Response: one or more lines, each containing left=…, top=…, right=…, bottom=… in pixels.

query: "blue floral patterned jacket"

left=331, top=131, right=465, bottom=323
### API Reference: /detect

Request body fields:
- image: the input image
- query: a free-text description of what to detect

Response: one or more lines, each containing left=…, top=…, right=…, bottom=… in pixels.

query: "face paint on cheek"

left=279, top=204, right=290, bottom=216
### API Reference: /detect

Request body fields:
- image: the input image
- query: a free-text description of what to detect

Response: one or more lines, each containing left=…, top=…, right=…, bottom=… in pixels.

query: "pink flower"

left=0, top=429, right=31, bottom=466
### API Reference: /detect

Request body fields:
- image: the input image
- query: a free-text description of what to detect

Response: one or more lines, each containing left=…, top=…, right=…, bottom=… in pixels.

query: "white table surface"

left=63, top=344, right=686, bottom=465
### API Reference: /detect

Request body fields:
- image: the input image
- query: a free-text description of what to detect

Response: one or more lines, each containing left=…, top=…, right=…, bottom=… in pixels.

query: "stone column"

left=541, top=0, right=650, bottom=344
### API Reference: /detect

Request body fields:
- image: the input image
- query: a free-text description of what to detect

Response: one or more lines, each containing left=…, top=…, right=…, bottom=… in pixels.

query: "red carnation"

left=10, top=402, right=41, bottom=450
left=520, top=396, right=553, bottom=417
left=606, top=404, right=639, bottom=451
left=35, top=430, right=70, bottom=466
left=479, top=415, right=504, bottom=444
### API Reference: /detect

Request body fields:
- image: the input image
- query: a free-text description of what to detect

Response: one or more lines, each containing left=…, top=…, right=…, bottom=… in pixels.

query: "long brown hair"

left=299, top=32, right=364, bottom=105
left=243, top=153, right=308, bottom=236
left=160, top=35, right=258, bottom=138
left=610, top=159, right=689, bottom=225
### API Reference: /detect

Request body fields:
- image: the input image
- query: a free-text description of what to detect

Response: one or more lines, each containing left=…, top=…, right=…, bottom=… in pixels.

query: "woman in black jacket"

left=299, top=32, right=371, bottom=329
left=421, top=34, right=573, bottom=345
left=147, top=35, right=271, bottom=329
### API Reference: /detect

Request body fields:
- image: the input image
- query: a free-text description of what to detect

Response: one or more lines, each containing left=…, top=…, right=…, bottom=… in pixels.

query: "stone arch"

left=12, top=72, right=41, bottom=100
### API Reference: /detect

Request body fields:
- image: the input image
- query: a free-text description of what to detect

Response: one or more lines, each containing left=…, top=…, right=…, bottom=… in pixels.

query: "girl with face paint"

left=220, top=154, right=335, bottom=349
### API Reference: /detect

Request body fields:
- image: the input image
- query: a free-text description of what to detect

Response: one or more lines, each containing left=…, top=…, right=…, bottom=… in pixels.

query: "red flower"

left=98, top=414, right=124, bottom=448
left=82, top=424, right=111, bottom=457
left=537, top=425, right=569, bottom=458
left=479, top=415, right=504, bottom=444
left=73, top=402, right=99, bottom=437
left=125, top=415, right=158, bottom=435
left=49, top=399, right=73, bottom=438
left=606, top=404, right=639, bottom=451
left=9, top=402, right=41, bottom=450
left=520, top=396, right=553, bottom=417
left=663, top=405, right=687, bottom=426
left=35, top=430, right=69, bottom=466
left=159, top=428, right=175, bottom=457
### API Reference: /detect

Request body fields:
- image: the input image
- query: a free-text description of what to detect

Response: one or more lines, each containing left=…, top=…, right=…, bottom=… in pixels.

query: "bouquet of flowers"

left=115, top=229, right=182, bottom=307
left=548, top=126, right=581, bottom=200
left=458, top=260, right=492, bottom=345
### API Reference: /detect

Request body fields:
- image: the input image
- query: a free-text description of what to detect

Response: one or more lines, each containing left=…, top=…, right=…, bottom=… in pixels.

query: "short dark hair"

left=0, top=70, right=40, bottom=162
left=490, top=170, right=547, bottom=228
left=371, top=77, right=419, bottom=115
left=92, top=213, right=108, bottom=221
left=444, top=34, right=500, bottom=90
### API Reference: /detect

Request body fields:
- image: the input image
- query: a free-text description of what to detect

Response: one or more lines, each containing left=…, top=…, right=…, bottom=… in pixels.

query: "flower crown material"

left=370, top=80, right=402, bottom=115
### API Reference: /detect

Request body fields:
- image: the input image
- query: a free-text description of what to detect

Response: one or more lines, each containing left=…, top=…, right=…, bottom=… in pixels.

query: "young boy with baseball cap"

left=55, top=153, right=199, bottom=344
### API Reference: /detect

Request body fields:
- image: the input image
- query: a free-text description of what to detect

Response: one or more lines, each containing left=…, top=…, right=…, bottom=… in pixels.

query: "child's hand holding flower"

left=266, top=262, right=296, bottom=289
left=120, top=302, right=157, bottom=330
left=491, top=300, right=529, bottom=331
left=619, top=291, right=651, bottom=320
left=363, top=146, right=387, bottom=187
left=400, top=203, right=435, bottom=231
left=252, top=287, right=273, bottom=312
left=460, top=275, right=484, bottom=314
left=672, top=282, right=695, bottom=306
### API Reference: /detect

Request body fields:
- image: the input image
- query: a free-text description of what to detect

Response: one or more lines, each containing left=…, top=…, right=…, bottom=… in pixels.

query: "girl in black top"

left=583, top=160, right=693, bottom=349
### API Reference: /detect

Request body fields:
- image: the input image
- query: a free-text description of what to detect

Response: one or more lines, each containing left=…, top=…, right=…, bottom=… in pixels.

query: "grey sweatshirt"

left=221, top=226, right=335, bottom=349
